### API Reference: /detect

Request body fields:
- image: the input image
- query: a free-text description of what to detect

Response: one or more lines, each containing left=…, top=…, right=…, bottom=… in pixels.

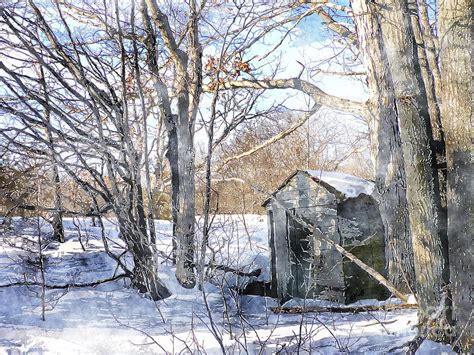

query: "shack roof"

left=262, top=170, right=375, bottom=207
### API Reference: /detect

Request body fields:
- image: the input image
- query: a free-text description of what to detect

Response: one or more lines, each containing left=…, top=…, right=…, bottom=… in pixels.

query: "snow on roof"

left=305, top=170, right=374, bottom=198
left=262, top=169, right=375, bottom=207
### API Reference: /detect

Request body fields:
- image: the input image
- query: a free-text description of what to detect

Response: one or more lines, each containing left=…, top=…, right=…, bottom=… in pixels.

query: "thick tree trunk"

left=118, top=215, right=171, bottom=301
left=409, top=0, right=444, bottom=142
left=352, top=0, right=415, bottom=292
left=409, top=0, right=448, bottom=246
left=377, top=0, right=451, bottom=337
left=113, top=170, right=170, bottom=300
left=141, top=0, right=197, bottom=289
left=438, top=0, right=473, bottom=350
left=132, top=252, right=171, bottom=300
left=166, top=122, right=179, bottom=264
left=163, top=113, right=196, bottom=289
left=409, top=0, right=448, bottom=226
left=174, top=115, right=196, bottom=289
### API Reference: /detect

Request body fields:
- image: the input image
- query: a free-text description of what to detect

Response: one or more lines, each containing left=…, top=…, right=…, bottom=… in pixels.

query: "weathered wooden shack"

left=263, top=170, right=389, bottom=304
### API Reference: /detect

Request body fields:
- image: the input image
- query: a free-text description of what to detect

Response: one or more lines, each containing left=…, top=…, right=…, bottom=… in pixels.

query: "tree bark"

left=39, top=65, right=65, bottom=243
left=408, top=0, right=443, bottom=143
left=352, top=0, right=415, bottom=292
left=166, top=122, right=180, bottom=264
left=438, top=0, right=473, bottom=350
left=50, top=164, right=65, bottom=243
left=408, top=0, right=448, bottom=246
left=376, top=0, right=451, bottom=337
left=130, top=4, right=157, bottom=246
left=174, top=105, right=197, bottom=289
left=118, top=214, right=171, bottom=301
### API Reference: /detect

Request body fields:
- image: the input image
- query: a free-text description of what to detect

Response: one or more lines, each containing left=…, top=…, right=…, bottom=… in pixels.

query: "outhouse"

left=262, top=170, right=389, bottom=304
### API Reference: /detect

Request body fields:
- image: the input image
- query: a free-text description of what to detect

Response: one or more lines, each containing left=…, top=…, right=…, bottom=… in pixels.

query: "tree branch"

left=300, top=1, right=357, bottom=45
left=217, top=104, right=321, bottom=170
left=204, top=78, right=367, bottom=117
left=271, top=303, right=417, bottom=314
left=0, top=274, right=128, bottom=289
left=144, top=0, right=187, bottom=67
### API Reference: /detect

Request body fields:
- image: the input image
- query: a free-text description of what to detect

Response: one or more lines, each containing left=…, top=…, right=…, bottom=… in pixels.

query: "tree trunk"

left=377, top=0, right=451, bottom=337
left=51, top=164, right=65, bottom=243
left=352, top=0, right=415, bottom=292
left=166, top=122, right=179, bottom=264
left=144, top=161, right=157, bottom=246
left=140, top=0, right=197, bottom=289
left=114, top=173, right=171, bottom=301
left=409, top=0, right=444, bottom=144
left=174, top=112, right=196, bottom=289
left=39, top=64, right=65, bottom=244
left=409, top=0, right=448, bottom=238
left=438, top=0, right=473, bottom=350
left=131, top=247, right=171, bottom=301
left=118, top=215, right=171, bottom=301
left=130, top=6, right=157, bottom=247
left=163, top=111, right=197, bottom=289
left=417, top=0, right=442, bottom=99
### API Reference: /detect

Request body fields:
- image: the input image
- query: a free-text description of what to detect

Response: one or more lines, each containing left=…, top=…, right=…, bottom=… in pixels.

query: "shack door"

left=287, top=211, right=312, bottom=297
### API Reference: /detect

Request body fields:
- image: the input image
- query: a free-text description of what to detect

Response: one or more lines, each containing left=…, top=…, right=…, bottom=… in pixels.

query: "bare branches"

left=217, top=105, right=321, bottom=170
left=314, top=7, right=357, bottom=45
left=144, top=0, right=187, bottom=67
left=298, top=1, right=357, bottom=45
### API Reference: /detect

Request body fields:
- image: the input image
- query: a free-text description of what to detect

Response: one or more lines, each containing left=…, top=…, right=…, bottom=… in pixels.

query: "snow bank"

left=0, top=215, right=452, bottom=354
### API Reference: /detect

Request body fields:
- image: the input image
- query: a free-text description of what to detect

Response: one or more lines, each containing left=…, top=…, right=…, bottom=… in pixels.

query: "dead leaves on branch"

left=205, top=55, right=251, bottom=91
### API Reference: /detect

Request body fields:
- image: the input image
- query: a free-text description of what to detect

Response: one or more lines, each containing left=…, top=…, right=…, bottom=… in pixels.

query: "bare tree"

left=39, top=64, right=64, bottom=243
left=140, top=0, right=202, bottom=288
left=0, top=0, right=170, bottom=300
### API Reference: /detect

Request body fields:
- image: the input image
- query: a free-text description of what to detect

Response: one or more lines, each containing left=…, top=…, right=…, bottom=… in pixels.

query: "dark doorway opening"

left=287, top=211, right=312, bottom=297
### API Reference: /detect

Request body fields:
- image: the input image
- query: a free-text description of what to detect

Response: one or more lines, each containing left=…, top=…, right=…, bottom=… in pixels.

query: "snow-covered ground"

left=0, top=215, right=454, bottom=354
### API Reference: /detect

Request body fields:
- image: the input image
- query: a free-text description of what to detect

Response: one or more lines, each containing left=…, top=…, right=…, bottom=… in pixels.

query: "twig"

left=361, top=318, right=397, bottom=327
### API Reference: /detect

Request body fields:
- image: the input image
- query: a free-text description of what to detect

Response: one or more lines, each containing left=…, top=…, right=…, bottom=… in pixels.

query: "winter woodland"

left=0, top=0, right=471, bottom=353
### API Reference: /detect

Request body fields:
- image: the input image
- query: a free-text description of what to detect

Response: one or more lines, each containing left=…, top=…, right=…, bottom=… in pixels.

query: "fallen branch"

left=271, top=303, right=417, bottom=314
left=312, top=227, right=409, bottom=302
left=210, top=264, right=262, bottom=278
left=0, top=273, right=128, bottom=289
left=0, top=195, right=112, bottom=217
left=156, top=250, right=263, bottom=278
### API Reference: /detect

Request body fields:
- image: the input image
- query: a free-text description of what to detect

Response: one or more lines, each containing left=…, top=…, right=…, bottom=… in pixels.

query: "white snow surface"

left=306, top=170, right=375, bottom=198
left=0, top=215, right=453, bottom=354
